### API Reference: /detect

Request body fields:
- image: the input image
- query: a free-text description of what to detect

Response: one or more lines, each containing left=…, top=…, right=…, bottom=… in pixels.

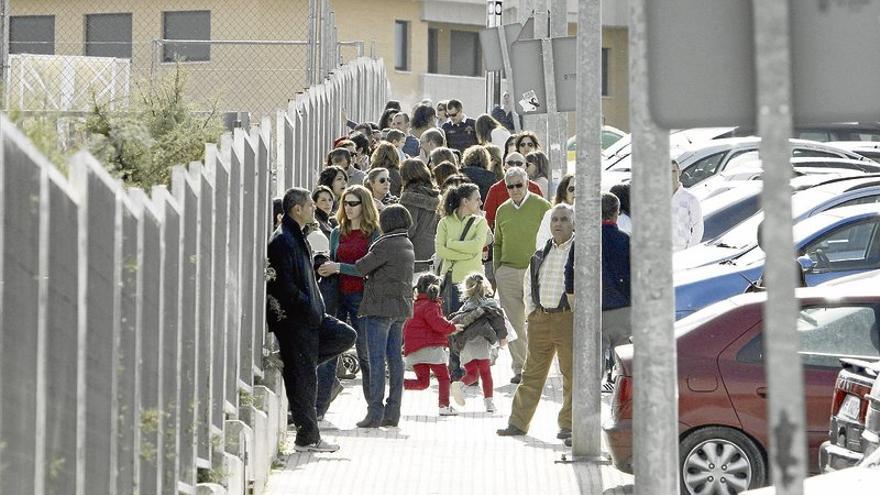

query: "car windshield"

left=710, top=213, right=764, bottom=249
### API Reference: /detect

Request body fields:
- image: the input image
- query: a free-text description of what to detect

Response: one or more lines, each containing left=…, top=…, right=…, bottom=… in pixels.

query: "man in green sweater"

left=493, top=167, right=551, bottom=383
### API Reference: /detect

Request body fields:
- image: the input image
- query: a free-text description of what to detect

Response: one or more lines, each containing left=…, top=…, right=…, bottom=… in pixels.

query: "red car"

left=604, top=288, right=880, bottom=494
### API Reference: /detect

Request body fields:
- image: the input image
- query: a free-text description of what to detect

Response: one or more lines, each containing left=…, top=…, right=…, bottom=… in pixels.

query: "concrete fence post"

left=171, top=165, right=201, bottom=489
left=222, top=133, right=243, bottom=415
left=237, top=130, right=258, bottom=392
left=69, top=151, right=123, bottom=495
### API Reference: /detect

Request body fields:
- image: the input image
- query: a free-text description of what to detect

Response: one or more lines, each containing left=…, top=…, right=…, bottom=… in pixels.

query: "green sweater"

left=493, top=194, right=551, bottom=270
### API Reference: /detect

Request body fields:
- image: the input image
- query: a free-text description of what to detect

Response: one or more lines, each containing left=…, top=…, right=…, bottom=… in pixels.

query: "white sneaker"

left=293, top=440, right=340, bottom=453
left=439, top=405, right=459, bottom=416
left=484, top=397, right=496, bottom=413
left=450, top=381, right=466, bottom=406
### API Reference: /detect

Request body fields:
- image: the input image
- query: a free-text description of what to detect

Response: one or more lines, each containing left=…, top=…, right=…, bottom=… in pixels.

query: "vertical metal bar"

left=0, top=0, right=9, bottom=110
left=547, top=0, right=567, bottom=195
left=307, top=0, right=318, bottom=85
left=753, top=1, right=806, bottom=494
left=572, top=0, right=603, bottom=459
left=629, top=0, right=678, bottom=493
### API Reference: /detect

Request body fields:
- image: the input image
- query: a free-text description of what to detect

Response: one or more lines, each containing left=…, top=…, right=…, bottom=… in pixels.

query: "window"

left=450, top=30, right=481, bottom=77
left=680, top=152, right=727, bottom=187
left=837, top=193, right=880, bottom=209
left=85, top=13, right=133, bottom=59
left=9, top=15, right=55, bottom=55
left=792, top=148, right=844, bottom=159
left=736, top=304, right=880, bottom=368
left=602, top=47, right=609, bottom=96
left=395, top=20, right=409, bottom=71
left=427, top=28, right=439, bottom=74
left=804, top=220, right=879, bottom=266
left=163, top=11, right=211, bottom=62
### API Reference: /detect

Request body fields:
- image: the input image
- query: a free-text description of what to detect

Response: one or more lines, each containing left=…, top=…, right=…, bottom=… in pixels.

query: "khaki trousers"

left=508, top=310, right=573, bottom=432
left=495, top=264, right=528, bottom=374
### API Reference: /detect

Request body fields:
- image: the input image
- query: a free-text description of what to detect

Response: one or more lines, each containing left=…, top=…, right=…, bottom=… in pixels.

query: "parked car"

left=819, top=358, right=879, bottom=472
left=601, top=127, right=736, bottom=168
left=566, top=125, right=626, bottom=161
left=730, top=122, right=880, bottom=143
left=603, top=138, right=869, bottom=190
left=605, top=287, right=880, bottom=494
left=827, top=141, right=880, bottom=162
left=674, top=204, right=880, bottom=320
left=674, top=176, right=880, bottom=272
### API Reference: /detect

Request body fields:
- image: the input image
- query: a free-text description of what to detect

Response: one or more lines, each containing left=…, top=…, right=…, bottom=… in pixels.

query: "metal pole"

left=753, top=1, right=806, bottom=494
left=547, top=0, right=567, bottom=195
left=0, top=0, right=9, bottom=110
left=307, top=0, right=318, bottom=85
left=629, top=0, right=678, bottom=493
left=485, top=1, right=502, bottom=113
left=572, top=0, right=602, bottom=459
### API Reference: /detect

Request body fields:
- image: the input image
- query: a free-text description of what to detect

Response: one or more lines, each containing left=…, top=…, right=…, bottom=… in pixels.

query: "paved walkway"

left=266, top=352, right=634, bottom=495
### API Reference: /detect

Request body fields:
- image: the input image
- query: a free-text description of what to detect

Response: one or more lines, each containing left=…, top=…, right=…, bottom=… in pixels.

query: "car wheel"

left=679, top=426, right=767, bottom=495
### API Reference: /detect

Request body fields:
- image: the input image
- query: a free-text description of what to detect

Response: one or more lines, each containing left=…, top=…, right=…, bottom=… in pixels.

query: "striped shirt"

left=524, top=235, right=574, bottom=314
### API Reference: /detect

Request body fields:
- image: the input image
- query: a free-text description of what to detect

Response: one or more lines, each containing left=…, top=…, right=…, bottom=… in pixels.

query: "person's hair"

left=386, top=129, right=406, bottom=143
left=335, top=138, right=354, bottom=149
left=273, top=197, right=283, bottom=223
left=282, top=187, right=310, bottom=215
left=365, top=167, right=389, bottom=194
left=515, top=131, right=541, bottom=151
left=554, top=173, right=575, bottom=205
left=336, top=185, right=379, bottom=236
left=414, top=272, right=442, bottom=301
left=550, top=202, right=575, bottom=221
left=429, top=147, right=457, bottom=167
left=371, top=142, right=400, bottom=170
left=447, top=99, right=463, bottom=112
left=432, top=162, right=458, bottom=190
left=392, top=111, right=410, bottom=124
left=442, top=174, right=471, bottom=191
left=411, top=104, right=436, bottom=131
left=327, top=147, right=351, bottom=166
left=421, top=128, right=446, bottom=149
left=312, top=185, right=335, bottom=203
left=349, top=132, right=371, bottom=156
left=378, top=108, right=399, bottom=131
left=353, top=123, right=371, bottom=136
left=525, top=150, right=550, bottom=180
left=436, top=100, right=448, bottom=112
left=440, top=182, right=480, bottom=217
left=609, top=183, right=631, bottom=216
left=379, top=204, right=412, bottom=233
left=319, top=166, right=347, bottom=190
left=504, top=166, right=529, bottom=184
left=503, top=133, right=519, bottom=160
left=400, top=158, right=436, bottom=190
left=461, top=145, right=491, bottom=170
left=474, top=114, right=502, bottom=145
left=602, top=192, right=621, bottom=221
left=460, top=272, right=493, bottom=300
left=384, top=100, right=401, bottom=112
left=484, top=144, right=504, bottom=179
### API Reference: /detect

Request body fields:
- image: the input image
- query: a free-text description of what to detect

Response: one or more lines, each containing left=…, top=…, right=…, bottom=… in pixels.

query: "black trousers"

left=274, top=314, right=357, bottom=446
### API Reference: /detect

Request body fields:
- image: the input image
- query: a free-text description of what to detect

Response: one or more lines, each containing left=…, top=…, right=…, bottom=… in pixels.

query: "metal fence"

left=0, top=0, right=359, bottom=119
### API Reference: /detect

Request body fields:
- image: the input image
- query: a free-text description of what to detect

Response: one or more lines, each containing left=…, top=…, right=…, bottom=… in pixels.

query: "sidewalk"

left=266, top=352, right=634, bottom=495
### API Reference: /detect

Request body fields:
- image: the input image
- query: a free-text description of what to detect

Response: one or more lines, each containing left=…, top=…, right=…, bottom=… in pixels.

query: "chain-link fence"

left=0, top=0, right=361, bottom=120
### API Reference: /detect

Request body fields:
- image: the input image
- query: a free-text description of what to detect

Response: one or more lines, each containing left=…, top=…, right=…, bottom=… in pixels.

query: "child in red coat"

left=403, top=273, right=462, bottom=416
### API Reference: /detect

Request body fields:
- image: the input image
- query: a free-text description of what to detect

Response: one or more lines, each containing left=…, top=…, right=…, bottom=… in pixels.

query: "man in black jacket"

left=266, top=187, right=357, bottom=453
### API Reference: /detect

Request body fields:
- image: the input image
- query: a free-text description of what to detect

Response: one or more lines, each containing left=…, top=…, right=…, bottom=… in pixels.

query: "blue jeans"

left=316, top=292, right=370, bottom=416
left=362, top=316, right=405, bottom=423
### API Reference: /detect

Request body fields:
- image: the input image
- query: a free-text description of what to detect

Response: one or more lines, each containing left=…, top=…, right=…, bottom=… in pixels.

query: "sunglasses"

left=567, top=186, right=575, bottom=193
left=375, top=177, right=388, bottom=184
left=343, top=200, right=362, bottom=207
left=520, top=141, right=536, bottom=147
left=447, top=112, right=459, bottom=118
left=505, top=160, right=525, bottom=167
left=506, top=183, right=525, bottom=190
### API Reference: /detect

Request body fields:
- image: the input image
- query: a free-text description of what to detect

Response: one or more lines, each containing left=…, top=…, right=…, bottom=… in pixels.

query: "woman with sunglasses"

left=315, top=185, right=381, bottom=416
left=535, top=173, right=575, bottom=250
left=370, top=142, right=403, bottom=197
left=515, top=131, right=541, bottom=157
left=365, top=167, right=398, bottom=212
left=525, top=150, right=551, bottom=199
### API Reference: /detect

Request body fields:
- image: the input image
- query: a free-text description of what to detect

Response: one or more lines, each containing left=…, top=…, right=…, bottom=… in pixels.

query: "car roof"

left=676, top=137, right=864, bottom=161
left=792, top=204, right=880, bottom=245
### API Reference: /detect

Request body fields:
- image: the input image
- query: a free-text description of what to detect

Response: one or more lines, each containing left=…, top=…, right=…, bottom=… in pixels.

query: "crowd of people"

left=266, top=97, right=704, bottom=453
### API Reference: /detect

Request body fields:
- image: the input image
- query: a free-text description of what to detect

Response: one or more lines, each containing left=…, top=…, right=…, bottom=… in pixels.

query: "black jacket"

left=266, top=214, right=325, bottom=331
left=399, top=184, right=440, bottom=266
left=461, top=165, right=498, bottom=202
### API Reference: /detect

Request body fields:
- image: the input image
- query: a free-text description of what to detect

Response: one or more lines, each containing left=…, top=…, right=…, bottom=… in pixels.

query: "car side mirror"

left=797, top=255, right=816, bottom=273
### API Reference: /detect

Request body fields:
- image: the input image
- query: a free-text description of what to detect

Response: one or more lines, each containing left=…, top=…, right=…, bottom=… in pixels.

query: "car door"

left=681, top=151, right=728, bottom=187
left=718, top=303, right=880, bottom=473
left=801, top=218, right=880, bottom=286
